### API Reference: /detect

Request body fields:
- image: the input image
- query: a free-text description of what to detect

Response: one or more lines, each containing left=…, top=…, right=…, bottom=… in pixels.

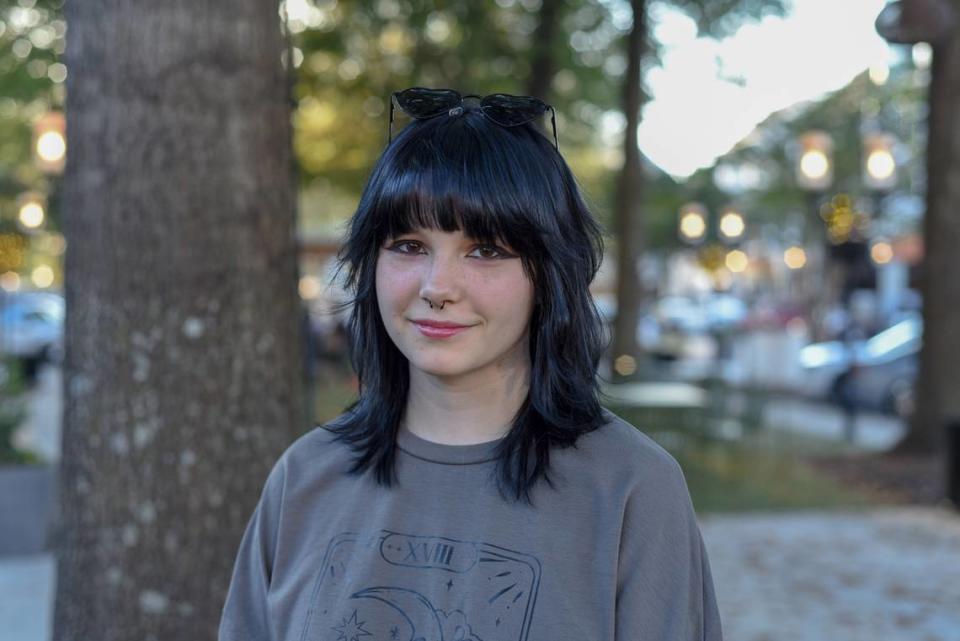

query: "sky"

left=638, top=0, right=894, bottom=179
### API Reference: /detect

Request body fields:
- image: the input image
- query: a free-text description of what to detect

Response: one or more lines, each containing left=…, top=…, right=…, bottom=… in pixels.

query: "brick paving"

left=701, top=507, right=960, bottom=641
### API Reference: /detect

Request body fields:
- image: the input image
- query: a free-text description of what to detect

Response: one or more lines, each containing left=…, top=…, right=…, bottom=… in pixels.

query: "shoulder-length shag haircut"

left=326, top=104, right=609, bottom=504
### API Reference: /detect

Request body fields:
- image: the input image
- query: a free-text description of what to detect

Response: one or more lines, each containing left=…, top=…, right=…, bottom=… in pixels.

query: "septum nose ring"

left=428, top=300, right=446, bottom=310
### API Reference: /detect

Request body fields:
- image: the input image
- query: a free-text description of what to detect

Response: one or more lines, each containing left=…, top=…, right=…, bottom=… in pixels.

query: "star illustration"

left=390, top=625, right=400, bottom=639
left=446, top=579, right=454, bottom=590
left=331, top=609, right=373, bottom=641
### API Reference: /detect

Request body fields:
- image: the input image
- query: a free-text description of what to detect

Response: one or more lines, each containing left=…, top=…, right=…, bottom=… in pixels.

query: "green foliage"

left=290, top=1, right=628, bottom=230
left=676, top=61, right=927, bottom=249
left=0, top=358, right=32, bottom=465
left=0, top=0, right=65, bottom=228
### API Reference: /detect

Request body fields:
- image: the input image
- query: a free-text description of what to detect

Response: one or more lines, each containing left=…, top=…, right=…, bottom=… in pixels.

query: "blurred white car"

left=798, top=313, right=921, bottom=412
left=0, top=292, right=65, bottom=379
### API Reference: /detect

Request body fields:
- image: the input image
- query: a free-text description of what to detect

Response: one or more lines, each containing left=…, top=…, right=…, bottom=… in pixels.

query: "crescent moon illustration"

left=350, top=586, right=444, bottom=641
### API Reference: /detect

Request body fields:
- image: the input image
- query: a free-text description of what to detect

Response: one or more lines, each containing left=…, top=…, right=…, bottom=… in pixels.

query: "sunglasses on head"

left=389, top=87, right=559, bottom=151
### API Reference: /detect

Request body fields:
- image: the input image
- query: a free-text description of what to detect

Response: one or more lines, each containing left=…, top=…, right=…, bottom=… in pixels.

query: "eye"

left=387, top=239, right=425, bottom=254
left=468, top=244, right=513, bottom=260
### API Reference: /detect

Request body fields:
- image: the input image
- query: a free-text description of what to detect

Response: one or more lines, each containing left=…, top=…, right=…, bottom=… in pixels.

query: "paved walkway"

left=11, top=364, right=61, bottom=463
left=603, top=380, right=905, bottom=451
left=0, top=554, right=54, bottom=641
left=701, top=507, right=960, bottom=641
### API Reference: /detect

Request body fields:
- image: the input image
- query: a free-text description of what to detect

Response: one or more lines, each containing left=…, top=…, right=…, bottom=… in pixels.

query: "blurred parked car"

left=702, top=293, right=749, bottom=332
left=841, top=314, right=921, bottom=417
left=0, top=291, right=65, bottom=381
left=638, top=295, right=745, bottom=361
left=593, top=292, right=748, bottom=362
left=799, top=313, right=920, bottom=416
left=798, top=338, right=857, bottom=398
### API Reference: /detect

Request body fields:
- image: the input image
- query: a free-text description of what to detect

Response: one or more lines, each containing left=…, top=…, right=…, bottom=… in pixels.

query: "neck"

left=402, top=357, right=530, bottom=446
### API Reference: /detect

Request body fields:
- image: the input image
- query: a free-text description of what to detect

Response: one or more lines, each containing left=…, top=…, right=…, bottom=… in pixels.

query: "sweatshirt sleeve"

left=218, top=455, right=287, bottom=641
left=615, top=456, right=723, bottom=641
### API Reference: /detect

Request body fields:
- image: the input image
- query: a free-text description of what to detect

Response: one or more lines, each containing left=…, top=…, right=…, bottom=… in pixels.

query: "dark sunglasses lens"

left=481, top=94, right=548, bottom=126
left=395, top=88, right=461, bottom=118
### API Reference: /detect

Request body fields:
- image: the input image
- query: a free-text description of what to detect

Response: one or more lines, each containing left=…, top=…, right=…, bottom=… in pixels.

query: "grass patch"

left=609, top=402, right=889, bottom=514
left=309, top=364, right=359, bottom=426
left=0, top=358, right=34, bottom=464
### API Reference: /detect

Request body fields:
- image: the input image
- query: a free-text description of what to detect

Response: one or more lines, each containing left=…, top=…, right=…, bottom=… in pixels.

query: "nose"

left=418, top=250, right=462, bottom=308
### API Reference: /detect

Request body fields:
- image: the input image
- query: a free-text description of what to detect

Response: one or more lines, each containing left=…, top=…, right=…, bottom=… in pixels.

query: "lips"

left=411, top=319, right=471, bottom=329
left=411, top=319, right=473, bottom=338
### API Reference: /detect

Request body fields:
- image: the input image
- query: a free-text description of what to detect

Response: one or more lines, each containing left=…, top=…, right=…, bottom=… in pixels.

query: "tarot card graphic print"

left=301, top=530, right=542, bottom=641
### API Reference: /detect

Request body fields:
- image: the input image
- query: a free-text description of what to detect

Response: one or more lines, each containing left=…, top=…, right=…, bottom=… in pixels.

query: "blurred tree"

left=288, top=1, right=624, bottom=235
left=608, top=0, right=787, bottom=378
left=0, top=0, right=65, bottom=233
left=895, top=0, right=960, bottom=454
left=53, top=1, right=303, bottom=639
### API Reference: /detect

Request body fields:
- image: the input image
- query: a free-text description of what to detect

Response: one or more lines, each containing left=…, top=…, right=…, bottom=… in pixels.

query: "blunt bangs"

left=367, top=109, right=567, bottom=261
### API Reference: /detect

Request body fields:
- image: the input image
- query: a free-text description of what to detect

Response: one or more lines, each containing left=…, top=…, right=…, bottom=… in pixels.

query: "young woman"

left=219, top=88, right=722, bottom=641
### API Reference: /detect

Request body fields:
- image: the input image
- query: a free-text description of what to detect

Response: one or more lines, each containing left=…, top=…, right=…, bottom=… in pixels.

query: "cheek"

left=480, top=273, right=535, bottom=328
left=375, top=259, right=416, bottom=314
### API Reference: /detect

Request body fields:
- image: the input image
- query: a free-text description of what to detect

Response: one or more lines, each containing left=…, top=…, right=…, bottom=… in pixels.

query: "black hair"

left=326, top=104, right=609, bottom=505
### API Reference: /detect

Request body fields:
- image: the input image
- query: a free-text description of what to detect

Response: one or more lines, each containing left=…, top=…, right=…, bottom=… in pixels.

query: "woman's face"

left=375, top=226, right=535, bottom=384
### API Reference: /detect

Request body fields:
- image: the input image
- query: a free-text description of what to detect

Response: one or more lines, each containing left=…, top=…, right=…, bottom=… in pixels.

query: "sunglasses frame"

left=389, top=87, right=559, bottom=151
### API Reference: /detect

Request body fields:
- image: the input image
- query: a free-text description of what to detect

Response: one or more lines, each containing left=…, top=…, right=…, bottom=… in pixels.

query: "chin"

left=408, top=355, right=475, bottom=379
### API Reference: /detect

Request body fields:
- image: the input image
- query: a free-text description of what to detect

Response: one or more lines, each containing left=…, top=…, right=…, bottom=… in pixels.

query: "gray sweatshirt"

left=219, top=408, right=722, bottom=641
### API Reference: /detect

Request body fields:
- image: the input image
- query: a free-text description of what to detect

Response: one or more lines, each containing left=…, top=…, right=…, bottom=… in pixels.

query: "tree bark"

left=897, top=4, right=960, bottom=455
left=526, top=0, right=562, bottom=101
left=54, top=1, right=303, bottom=639
left=610, top=0, right=647, bottom=379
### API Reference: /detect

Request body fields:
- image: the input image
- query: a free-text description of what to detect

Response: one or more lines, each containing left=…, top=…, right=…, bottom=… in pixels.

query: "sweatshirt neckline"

left=396, top=425, right=504, bottom=465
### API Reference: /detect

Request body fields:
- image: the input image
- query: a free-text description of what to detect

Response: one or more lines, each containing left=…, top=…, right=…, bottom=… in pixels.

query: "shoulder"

left=259, top=414, right=357, bottom=497
left=549, top=407, right=691, bottom=507
left=575, top=408, right=684, bottom=478
left=279, top=418, right=350, bottom=466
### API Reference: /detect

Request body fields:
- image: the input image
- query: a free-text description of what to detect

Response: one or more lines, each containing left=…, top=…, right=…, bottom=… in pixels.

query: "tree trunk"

left=610, top=0, right=647, bottom=379
left=526, top=0, right=562, bottom=101
left=54, top=1, right=303, bottom=639
left=896, top=2, right=960, bottom=455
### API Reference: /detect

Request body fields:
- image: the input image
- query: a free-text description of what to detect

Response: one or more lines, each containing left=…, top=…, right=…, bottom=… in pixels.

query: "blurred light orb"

left=41, top=232, right=66, bottom=255
left=725, top=249, right=748, bottom=273
left=719, top=211, right=745, bottom=240
left=799, top=149, right=829, bottom=181
left=866, top=149, right=895, bottom=182
left=425, top=12, right=452, bottom=44
left=912, top=42, right=932, bottom=70
left=31, top=265, right=54, bottom=288
left=868, top=63, right=889, bottom=86
left=47, top=62, right=67, bottom=83
left=36, top=130, right=65, bottom=164
left=679, top=209, right=707, bottom=242
left=299, top=275, right=321, bottom=300
left=19, top=201, right=44, bottom=228
left=870, top=241, right=894, bottom=265
left=613, top=354, right=636, bottom=376
left=0, top=272, right=21, bottom=292
left=784, top=246, right=806, bottom=270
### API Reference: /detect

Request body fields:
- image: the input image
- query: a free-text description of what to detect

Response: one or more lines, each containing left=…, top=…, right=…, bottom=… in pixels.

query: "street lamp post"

left=796, top=130, right=834, bottom=244
left=863, top=132, right=899, bottom=326
left=795, top=130, right=834, bottom=322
